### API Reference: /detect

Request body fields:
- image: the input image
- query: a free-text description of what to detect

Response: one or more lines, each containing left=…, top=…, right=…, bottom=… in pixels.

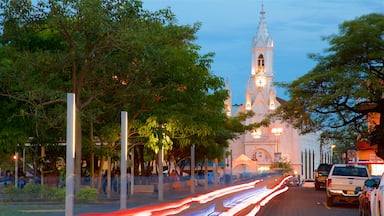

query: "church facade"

left=225, top=7, right=333, bottom=180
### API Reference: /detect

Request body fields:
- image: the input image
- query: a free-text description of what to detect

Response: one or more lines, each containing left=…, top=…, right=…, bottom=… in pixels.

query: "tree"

left=0, top=0, right=166, bottom=188
left=0, top=0, right=237, bottom=191
left=0, top=0, right=68, bottom=175
left=273, top=13, right=384, bottom=156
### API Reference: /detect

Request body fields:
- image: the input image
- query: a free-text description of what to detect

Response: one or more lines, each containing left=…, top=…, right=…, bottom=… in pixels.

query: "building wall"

left=300, top=133, right=321, bottom=179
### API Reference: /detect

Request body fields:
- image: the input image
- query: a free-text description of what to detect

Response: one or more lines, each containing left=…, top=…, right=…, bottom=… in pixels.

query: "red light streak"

left=80, top=177, right=291, bottom=216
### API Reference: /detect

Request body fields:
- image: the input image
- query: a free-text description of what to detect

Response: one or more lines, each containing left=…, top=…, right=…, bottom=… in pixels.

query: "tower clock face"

left=256, top=76, right=266, bottom=87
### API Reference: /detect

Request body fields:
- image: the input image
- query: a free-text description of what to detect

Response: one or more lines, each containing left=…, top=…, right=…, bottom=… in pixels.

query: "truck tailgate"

left=330, top=176, right=367, bottom=190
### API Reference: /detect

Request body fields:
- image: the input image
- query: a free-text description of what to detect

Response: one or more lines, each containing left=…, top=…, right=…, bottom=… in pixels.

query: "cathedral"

left=225, top=5, right=333, bottom=180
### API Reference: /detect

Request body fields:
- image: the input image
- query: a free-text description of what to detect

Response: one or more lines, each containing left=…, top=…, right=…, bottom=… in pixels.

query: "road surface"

left=257, top=186, right=359, bottom=216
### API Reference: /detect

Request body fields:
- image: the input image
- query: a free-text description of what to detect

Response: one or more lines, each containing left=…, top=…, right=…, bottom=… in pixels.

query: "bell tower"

left=246, top=3, right=276, bottom=112
left=228, top=2, right=320, bottom=181
left=251, top=6, right=274, bottom=77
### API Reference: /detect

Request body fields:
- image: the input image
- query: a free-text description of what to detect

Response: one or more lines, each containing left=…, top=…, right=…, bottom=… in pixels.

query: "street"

left=257, top=186, right=359, bottom=216
left=1, top=177, right=361, bottom=216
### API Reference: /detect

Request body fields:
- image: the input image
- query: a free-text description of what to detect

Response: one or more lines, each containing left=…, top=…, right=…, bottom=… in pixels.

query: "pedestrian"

left=102, top=170, right=107, bottom=194
left=4, top=170, right=12, bottom=186
left=112, top=169, right=120, bottom=193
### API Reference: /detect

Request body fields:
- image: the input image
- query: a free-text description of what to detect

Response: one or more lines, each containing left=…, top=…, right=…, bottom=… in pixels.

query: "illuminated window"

left=246, top=103, right=251, bottom=110
left=258, top=54, right=264, bottom=67
left=269, top=101, right=275, bottom=110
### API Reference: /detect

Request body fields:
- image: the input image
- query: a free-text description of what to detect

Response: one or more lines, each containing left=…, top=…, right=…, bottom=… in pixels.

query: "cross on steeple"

left=261, top=0, right=265, bottom=15
left=261, top=0, right=264, bottom=12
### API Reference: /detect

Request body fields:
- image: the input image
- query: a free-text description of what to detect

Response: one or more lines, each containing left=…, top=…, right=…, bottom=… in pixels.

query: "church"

left=224, top=5, right=333, bottom=180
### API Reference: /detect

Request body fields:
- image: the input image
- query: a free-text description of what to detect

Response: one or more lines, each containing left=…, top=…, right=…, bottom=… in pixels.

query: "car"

left=285, top=177, right=300, bottom=187
left=302, top=179, right=315, bottom=188
left=370, top=173, right=384, bottom=216
left=326, top=164, right=370, bottom=206
left=314, top=163, right=332, bottom=190
left=358, top=178, right=379, bottom=216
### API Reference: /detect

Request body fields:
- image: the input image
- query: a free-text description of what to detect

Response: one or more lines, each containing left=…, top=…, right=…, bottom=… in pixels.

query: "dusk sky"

left=143, top=0, right=384, bottom=104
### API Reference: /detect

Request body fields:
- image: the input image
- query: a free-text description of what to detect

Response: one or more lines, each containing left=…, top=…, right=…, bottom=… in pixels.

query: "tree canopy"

left=0, top=0, right=252, bottom=184
left=274, top=13, right=384, bottom=156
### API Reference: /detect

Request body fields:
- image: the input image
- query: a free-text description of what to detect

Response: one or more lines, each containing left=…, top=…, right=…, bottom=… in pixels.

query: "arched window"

left=252, top=149, right=271, bottom=162
left=258, top=54, right=264, bottom=66
left=257, top=54, right=264, bottom=73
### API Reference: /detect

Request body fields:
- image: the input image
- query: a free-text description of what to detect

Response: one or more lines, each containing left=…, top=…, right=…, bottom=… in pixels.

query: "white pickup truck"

left=326, top=164, right=370, bottom=206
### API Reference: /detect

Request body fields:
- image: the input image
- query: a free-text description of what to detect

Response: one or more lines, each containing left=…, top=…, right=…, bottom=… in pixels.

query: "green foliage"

left=76, top=186, right=98, bottom=202
left=0, top=0, right=249, bottom=178
left=139, top=117, right=173, bottom=153
left=2, top=186, right=19, bottom=201
left=0, top=127, right=28, bottom=152
left=271, top=159, right=293, bottom=175
left=20, top=184, right=41, bottom=201
left=2, top=184, right=97, bottom=203
left=51, top=188, right=66, bottom=201
left=1, top=184, right=60, bottom=201
left=273, top=13, right=384, bottom=149
left=22, top=183, right=41, bottom=194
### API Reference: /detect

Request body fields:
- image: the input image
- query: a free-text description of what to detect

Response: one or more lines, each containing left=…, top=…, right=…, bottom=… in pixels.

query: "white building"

left=225, top=6, right=332, bottom=180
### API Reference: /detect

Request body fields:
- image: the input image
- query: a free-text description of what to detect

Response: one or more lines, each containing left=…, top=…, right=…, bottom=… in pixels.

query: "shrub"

left=2, top=186, right=19, bottom=201
left=22, top=183, right=55, bottom=200
left=41, top=185, right=56, bottom=199
left=51, top=188, right=66, bottom=201
left=76, top=187, right=98, bottom=202
left=22, top=184, right=42, bottom=200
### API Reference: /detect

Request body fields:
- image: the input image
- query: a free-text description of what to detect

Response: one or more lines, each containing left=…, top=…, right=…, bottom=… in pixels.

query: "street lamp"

left=13, top=152, right=19, bottom=188
left=271, top=127, right=283, bottom=151
left=331, top=144, right=336, bottom=163
left=271, top=127, right=283, bottom=162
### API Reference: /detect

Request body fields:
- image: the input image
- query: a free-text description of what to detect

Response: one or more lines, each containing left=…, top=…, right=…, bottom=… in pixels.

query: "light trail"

left=80, top=176, right=290, bottom=216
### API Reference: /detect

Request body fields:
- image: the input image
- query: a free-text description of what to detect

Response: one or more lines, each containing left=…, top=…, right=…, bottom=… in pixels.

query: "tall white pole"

left=230, top=149, right=233, bottom=184
left=120, top=111, right=128, bottom=209
left=23, top=148, right=25, bottom=173
left=130, top=151, right=134, bottom=195
left=158, top=146, right=164, bottom=200
left=191, top=144, right=195, bottom=194
left=66, top=93, right=75, bottom=216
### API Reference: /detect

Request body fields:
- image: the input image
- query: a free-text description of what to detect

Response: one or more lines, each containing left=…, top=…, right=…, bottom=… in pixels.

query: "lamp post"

left=14, top=152, right=18, bottom=188
left=331, top=144, right=336, bottom=164
left=271, top=127, right=283, bottom=162
left=271, top=127, right=283, bottom=152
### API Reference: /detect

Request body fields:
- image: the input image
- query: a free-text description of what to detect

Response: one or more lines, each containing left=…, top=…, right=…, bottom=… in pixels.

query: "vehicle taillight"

left=327, top=179, right=332, bottom=187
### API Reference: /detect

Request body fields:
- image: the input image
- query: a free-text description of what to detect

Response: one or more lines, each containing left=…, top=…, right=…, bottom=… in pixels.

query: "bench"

left=134, top=184, right=155, bottom=193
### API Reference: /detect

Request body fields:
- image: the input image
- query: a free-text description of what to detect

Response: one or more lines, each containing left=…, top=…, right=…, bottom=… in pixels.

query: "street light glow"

left=271, top=127, right=283, bottom=162
left=251, top=129, right=262, bottom=139
left=271, top=127, right=283, bottom=135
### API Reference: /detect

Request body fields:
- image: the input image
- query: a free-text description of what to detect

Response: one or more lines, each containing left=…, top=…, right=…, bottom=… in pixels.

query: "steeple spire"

left=261, top=0, right=264, bottom=14
left=252, top=2, right=273, bottom=48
